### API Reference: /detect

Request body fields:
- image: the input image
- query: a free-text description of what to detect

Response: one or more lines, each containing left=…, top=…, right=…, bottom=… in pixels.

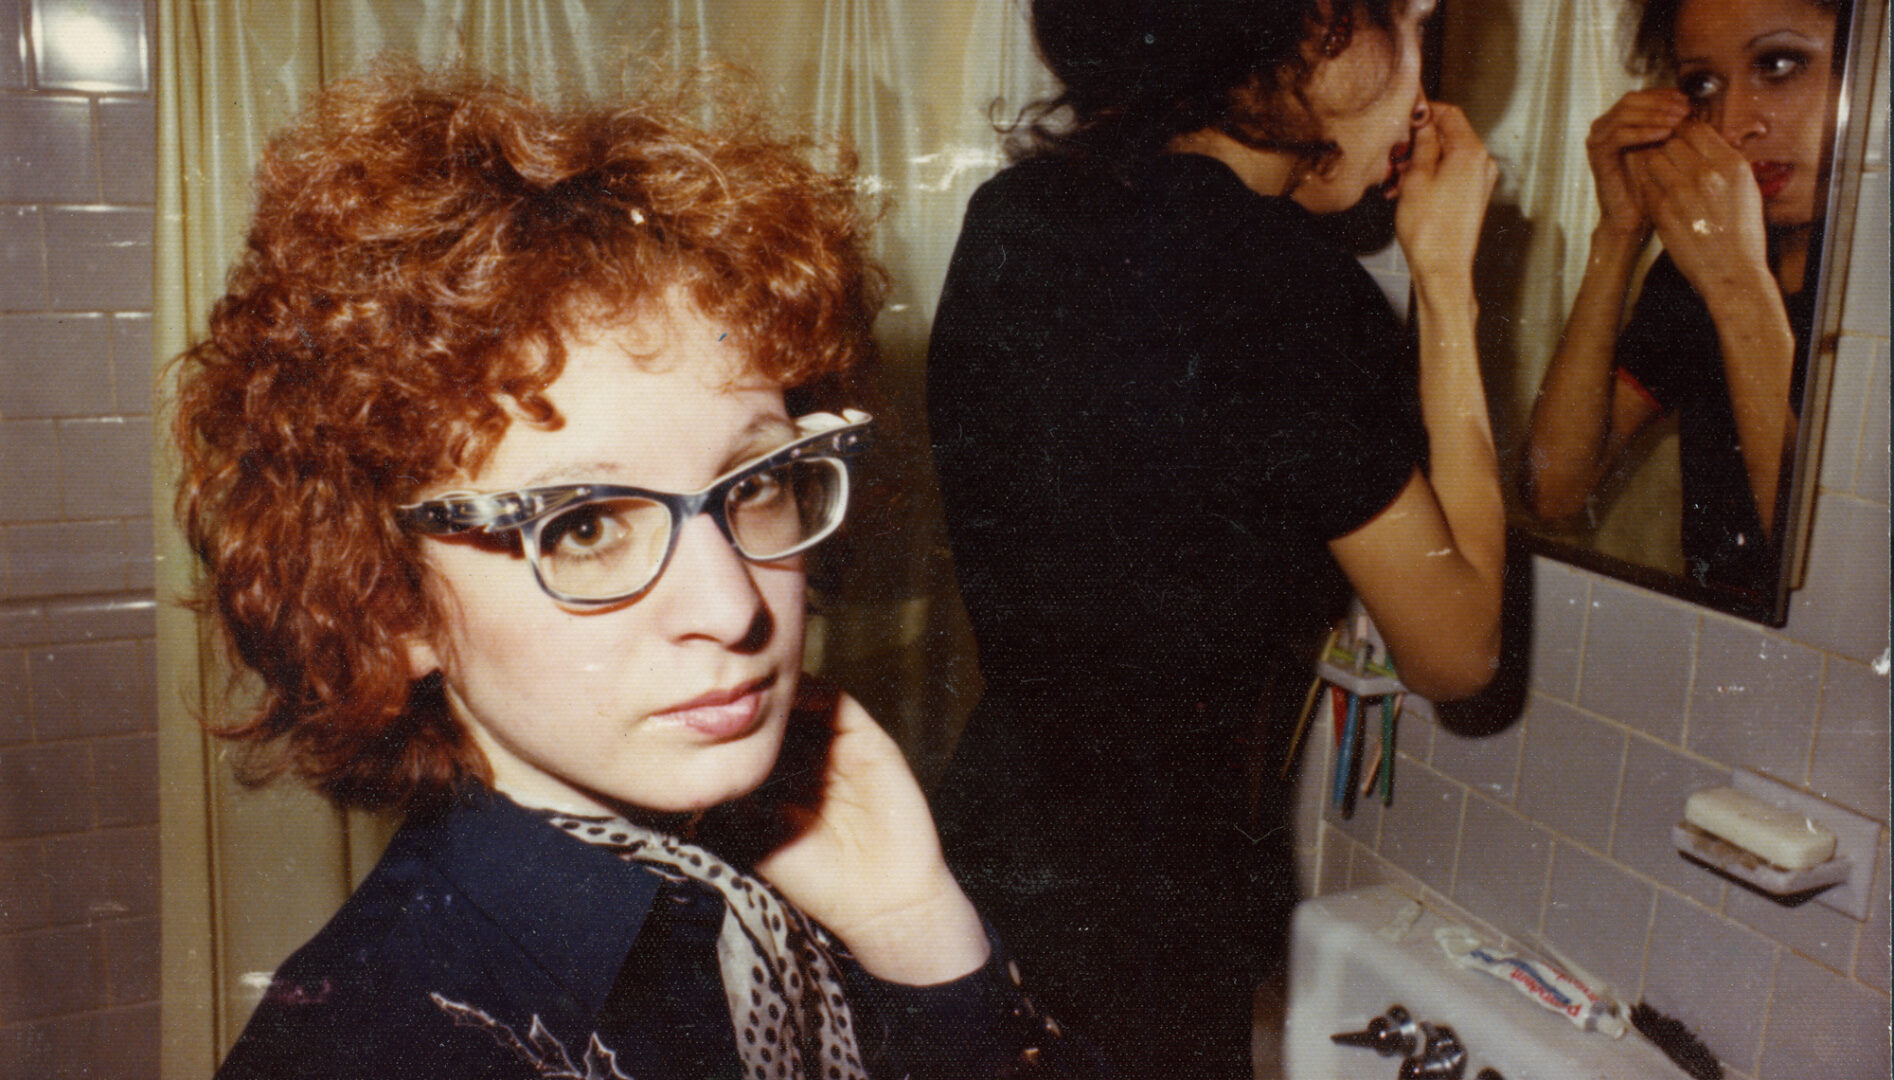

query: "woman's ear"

left=404, top=634, right=442, bottom=680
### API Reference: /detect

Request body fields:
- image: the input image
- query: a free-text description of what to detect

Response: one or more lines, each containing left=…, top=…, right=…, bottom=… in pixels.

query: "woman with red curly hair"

left=178, top=63, right=1086, bottom=1080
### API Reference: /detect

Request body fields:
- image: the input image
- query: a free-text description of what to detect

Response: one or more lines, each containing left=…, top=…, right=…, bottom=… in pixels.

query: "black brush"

left=1631, top=1001, right=1723, bottom=1080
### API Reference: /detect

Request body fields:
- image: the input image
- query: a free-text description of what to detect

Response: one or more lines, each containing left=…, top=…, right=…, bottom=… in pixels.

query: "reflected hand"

left=1587, top=88, right=1691, bottom=237
left=1624, top=119, right=1770, bottom=298
left=1394, top=102, right=1499, bottom=283
left=705, top=680, right=987, bottom=984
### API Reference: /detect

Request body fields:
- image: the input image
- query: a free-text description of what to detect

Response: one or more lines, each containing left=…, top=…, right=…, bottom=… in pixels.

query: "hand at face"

left=1587, top=88, right=1693, bottom=237
left=1394, top=103, right=1499, bottom=284
left=705, top=681, right=988, bottom=985
left=1624, top=118, right=1771, bottom=298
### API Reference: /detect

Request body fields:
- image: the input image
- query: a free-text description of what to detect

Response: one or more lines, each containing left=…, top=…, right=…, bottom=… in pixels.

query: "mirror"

left=1438, top=0, right=1882, bottom=624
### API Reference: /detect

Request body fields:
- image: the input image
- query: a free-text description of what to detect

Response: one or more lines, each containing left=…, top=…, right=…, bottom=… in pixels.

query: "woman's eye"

left=729, top=469, right=788, bottom=508
left=1677, top=70, right=1723, bottom=102
left=541, top=506, right=622, bottom=555
left=1754, top=50, right=1808, bottom=81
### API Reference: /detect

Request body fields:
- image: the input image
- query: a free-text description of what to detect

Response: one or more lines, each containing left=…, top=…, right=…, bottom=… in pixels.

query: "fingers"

left=1408, top=107, right=1443, bottom=173
left=1621, top=147, right=1667, bottom=212
left=1415, top=103, right=1497, bottom=194
left=1628, top=120, right=1752, bottom=208
left=1589, top=90, right=1691, bottom=150
left=1671, top=118, right=1747, bottom=166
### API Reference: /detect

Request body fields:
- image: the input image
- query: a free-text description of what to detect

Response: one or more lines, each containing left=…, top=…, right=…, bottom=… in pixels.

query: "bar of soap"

left=1684, top=787, right=1836, bottom=870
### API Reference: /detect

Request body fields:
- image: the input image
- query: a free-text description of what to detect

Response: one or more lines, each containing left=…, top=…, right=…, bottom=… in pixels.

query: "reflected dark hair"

left=1628, top=0, right=1846, bottom=74
left=1013, top=0, right=1401, bottom=169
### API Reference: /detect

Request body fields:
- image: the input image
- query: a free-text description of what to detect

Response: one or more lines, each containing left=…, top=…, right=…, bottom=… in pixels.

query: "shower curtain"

left=152, top=2, right=1053, bottom=1072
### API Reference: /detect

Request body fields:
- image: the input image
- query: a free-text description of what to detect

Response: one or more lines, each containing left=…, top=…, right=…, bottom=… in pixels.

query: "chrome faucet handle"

left=1329, top=1004, right=1422, bottom=1057
left=1397, top=1023, right=1469, bottom=1079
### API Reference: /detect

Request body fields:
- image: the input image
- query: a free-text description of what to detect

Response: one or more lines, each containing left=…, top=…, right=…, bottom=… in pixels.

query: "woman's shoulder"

left=216, top=796, right=668, bottom=1079
left=963, top=154, right=1128, bottom=226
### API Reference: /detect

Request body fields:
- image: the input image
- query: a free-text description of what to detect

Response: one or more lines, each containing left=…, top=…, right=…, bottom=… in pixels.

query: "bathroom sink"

left=1286, top=886, right=1691, bottom=1079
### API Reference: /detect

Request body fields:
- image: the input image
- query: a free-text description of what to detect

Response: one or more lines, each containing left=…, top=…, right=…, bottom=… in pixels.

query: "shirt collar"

left=391, top=786, right=667, bottom=1015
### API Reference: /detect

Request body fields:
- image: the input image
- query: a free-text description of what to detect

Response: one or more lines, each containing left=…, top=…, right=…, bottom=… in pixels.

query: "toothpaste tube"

left=1435, top=927, right=1627, bottom=1038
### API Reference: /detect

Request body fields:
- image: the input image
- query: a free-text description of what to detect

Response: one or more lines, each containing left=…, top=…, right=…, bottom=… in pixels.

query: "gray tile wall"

left=0, top=0, right=158, bottom=1076
left=1301, top=27, right=1893, bottom=1079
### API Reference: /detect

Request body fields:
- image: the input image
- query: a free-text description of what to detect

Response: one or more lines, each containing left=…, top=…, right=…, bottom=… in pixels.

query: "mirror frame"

left=1506, top=0, right=1887, bottom=626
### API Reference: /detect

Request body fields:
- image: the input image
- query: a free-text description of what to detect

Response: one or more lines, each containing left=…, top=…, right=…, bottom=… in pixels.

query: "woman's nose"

left=1411, top=98, right=1432, bottom=126
left=654, top=512, right=773, bottom=648
left=1712, top=87, right=1768, bottom=145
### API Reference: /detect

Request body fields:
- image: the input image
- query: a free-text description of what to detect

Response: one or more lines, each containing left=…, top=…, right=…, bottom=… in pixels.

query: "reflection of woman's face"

left=409, top=301, right=808, bottom=817
left=1293, top=0, right=1435, bottom=215
left=1673, top=0, right=1837, bottom=228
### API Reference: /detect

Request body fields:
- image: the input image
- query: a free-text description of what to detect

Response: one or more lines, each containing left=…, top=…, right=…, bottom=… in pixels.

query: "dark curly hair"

left=1627, top=0, right=1846, bottom=75
left=175, top=60, right=883, bottom=813
left=1013, top=0, right=1404, bottom=169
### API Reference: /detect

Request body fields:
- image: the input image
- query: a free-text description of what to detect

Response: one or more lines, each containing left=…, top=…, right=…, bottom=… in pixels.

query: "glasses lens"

left=535, top=496, right=674, bottom=601
left=726, top=458, right=846, bottom=560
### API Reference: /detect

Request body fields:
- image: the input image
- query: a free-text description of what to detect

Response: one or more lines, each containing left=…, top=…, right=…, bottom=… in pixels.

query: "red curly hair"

left=175, top=61, right=882, bottom=813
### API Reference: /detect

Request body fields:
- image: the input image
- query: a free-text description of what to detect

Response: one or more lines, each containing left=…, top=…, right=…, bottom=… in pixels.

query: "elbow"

left=1394, top=618, right=1502, bottom=702
left=1523, top=457, right=1590, bottom=525
left=1528, top=487, right=1582, bottom=525
left=1405, top=657, right=1499, bottom=702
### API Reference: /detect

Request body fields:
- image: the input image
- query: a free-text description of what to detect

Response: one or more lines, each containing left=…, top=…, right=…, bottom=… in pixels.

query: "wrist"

left=837, top=875, right=990, bottom=986
left=1412, top=269, right=1477, bottom=318
left=1588, top=224, right=1648, bottom=270
left=1699, top=263, right=1787, bottom=320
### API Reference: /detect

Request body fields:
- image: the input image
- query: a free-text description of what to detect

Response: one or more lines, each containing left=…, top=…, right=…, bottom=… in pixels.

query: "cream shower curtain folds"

left=152, top=2, right=1051, bottom=1073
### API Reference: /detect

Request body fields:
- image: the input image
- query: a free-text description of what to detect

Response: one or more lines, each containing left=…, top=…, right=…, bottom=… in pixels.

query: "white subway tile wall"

left=1311, top=28, right=1894, bottom=1075
left=0, top=0, right=159, bottom=1076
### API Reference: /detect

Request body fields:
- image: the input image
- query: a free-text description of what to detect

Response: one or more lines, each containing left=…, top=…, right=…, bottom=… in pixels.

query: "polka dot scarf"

left=545, top=812, right=868, bottom=1080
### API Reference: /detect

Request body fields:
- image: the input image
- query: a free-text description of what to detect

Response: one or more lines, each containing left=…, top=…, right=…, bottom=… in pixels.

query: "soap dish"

left=1671, top=768, right=1882, bottom=919
left=1670, top=821, right=1852, bottom=896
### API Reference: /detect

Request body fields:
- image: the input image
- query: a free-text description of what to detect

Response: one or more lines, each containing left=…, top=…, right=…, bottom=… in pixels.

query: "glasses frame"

left=398, top=411, right=872, bottom=606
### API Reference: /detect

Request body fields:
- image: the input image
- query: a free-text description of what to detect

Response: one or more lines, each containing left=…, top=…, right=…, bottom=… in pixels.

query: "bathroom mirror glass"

left=1440, top=0, right=1881, bottom=625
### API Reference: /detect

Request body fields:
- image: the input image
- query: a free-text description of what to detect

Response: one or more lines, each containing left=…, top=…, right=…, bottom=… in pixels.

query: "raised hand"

left=1394, top=102, right=1499, bottom=285
left=705, top=680, right=989, bottom=985
left=1586, top=88, right=1693, bottom=238
left=1624, top=118, right=1771, bottom=299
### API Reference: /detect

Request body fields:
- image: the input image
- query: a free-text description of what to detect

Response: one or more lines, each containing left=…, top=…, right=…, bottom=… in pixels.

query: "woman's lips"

left=1752, top=161, right=1794, bottom=200
left=653, top=676, right=773, bottom=738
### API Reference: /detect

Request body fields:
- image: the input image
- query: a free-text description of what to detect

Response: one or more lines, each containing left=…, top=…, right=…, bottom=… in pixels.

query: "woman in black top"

left=926, top=1, right=1504, bottom=1075
left=1529, top=0, right=1843, bottom=589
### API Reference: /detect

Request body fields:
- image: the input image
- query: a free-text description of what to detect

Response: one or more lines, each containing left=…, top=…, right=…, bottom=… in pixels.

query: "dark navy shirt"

left=214, top=788, right=1039, bottom=1080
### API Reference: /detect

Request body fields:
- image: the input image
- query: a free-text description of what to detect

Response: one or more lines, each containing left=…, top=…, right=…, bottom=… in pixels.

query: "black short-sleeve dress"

left=926, top=152, right=1426, bottom=1076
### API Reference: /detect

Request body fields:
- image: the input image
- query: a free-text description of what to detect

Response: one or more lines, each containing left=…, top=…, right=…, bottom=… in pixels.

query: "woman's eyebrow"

left=513, top=460, right=629, bottom=489
left=1675, top=27, right=1822, bottom=68
left=1747, top=27, right=1824, bottom=50
left=722, top=415, right=801, bottom=466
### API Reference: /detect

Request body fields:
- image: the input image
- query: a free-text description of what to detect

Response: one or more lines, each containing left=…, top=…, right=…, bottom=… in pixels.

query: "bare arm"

left=1628, top=122, right=1798, bottom=531
left=1528, top=89, right=1684, bottom=521
left=1329, top=104, right=1504, bottom=701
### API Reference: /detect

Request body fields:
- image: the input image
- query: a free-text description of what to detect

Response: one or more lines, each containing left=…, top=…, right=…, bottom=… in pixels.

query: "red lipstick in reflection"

left=1752, top=162, right=1794, bottom=200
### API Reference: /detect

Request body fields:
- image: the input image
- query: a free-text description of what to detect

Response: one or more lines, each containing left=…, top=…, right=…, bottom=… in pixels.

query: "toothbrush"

left=1279, top=627, right=1340, bottom=779
left=1379, top=693, right=1399, bottom=804
left=1334, top=689, right=1361, bottom=809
